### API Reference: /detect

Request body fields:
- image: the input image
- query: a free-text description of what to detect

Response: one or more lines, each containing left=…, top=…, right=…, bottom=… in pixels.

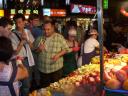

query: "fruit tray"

left=104, top=87, right=128, bottom=94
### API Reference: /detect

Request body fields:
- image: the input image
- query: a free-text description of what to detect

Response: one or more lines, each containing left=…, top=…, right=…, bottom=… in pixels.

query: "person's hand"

left=21, top=32, right=28, bottom=41
left=52, top=55, right=60, bottom=62
left=16, top=56, right=24, bottom=65
left=72, top=47, right=80, bottom=52
left=103, top=47, right=108, bottom=53
left=38, top=42, right=45, bottom=51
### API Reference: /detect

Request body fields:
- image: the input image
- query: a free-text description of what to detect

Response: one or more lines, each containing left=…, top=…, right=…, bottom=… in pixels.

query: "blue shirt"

left=31, top=26, right=43, bottom=39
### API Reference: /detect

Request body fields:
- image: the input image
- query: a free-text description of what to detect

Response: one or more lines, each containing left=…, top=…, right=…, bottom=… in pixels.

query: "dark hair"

left=13, top=13, right=25, bottom=22
left=0, top=17, right=13, bottom=28
left=29, top=13, right=39, bottom=21
left=43, top=19, right=55, bottom=26
left=0, top=36, right=14, bottom=63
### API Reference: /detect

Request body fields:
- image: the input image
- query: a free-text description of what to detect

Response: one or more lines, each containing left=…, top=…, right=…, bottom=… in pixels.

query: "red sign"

left=43, top=8, right=66, bottom=17
left=51, top=9, right=66, bottom=17
left=71, top=4, right=96, bottom=14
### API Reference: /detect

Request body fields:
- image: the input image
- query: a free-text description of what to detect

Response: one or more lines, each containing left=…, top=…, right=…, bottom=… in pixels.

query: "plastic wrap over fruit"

left=69, top=83, right=101, bottom=96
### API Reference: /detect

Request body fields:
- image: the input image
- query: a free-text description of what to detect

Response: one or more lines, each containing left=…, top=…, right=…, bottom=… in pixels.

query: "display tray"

left=51, top=91, right=64, bottom=96
left=104, top=87, right=128, bottom=94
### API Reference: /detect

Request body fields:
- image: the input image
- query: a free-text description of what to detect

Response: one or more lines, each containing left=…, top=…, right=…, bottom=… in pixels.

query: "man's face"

left=43, top=23, right=54, bottom=37
left=31, top=18, right=40, bottom=26
left=5, top=24, right=12, bottom=36
left=15, top=18, right=25, bottom=29
left=5, top=24, right=12, bottom=32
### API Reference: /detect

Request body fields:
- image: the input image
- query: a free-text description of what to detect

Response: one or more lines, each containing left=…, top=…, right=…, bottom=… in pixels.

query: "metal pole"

left=97, top=0, right=104, bottom=96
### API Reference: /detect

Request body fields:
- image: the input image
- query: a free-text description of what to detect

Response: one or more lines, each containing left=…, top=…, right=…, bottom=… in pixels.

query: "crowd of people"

left=0, top=13, right=127, bottom=96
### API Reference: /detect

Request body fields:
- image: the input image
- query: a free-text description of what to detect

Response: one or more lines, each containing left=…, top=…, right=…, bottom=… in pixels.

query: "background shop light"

left=43, top=8, right=50, bottom=16
left=0, top=0, right=3, bottom=8
left=25, top=15, right=29, bottom=19
left=0, top=10, right=4, bottom=17
left=41, top=0, right=44, bottom=6
left=10, top=15, right=14, bottom=19
left=10, top=9, right=16, bottom=15
left=66, top=0, right=70, bottom=5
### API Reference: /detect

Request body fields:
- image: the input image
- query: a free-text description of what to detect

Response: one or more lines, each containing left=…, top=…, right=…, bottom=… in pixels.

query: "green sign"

left=103, top=0, right=108, bottom=9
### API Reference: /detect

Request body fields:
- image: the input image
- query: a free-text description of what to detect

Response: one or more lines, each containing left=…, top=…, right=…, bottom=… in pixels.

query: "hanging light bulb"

left=66, top=0, right=70, bottom=5
left=20, top=0, right=24, bottom=3
left=41, top=0, right=44, bottom=6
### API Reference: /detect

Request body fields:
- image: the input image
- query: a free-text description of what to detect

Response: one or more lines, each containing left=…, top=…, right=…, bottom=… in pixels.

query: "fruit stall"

left=29, top=53, right=128, bottom=96
left=29, top=0, right=128, bottom=96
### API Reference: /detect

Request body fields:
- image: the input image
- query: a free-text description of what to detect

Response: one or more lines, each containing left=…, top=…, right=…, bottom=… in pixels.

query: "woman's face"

left=69, top=35, right=76, bottom=41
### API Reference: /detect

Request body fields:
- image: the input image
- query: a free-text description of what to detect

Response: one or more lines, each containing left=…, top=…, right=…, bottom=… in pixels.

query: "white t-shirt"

left=9, top=29, right=35, bottom=67
left=84, top=38, right=99, bottom=53
left=0, top=63, right=19, bottom=96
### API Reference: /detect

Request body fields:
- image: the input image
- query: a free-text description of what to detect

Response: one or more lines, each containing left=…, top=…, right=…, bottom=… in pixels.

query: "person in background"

left=0, top=17, right=13, bottom=37
left=9, top=14, right=35, bottom=96
left=105, top=23, right=125, bottom=52
left=63, top=28, right=80, bottom=76
left=0, top=36, right=28, bottom=96
left=82, top=29, right=99, bottom=65
left=33, top=20, right=71, bottom=88
left=27, top=14, right=43, bottom=39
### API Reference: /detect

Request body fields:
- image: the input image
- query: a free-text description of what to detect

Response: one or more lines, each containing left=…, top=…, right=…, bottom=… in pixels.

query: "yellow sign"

left=0, top=10, right=4, bottom=17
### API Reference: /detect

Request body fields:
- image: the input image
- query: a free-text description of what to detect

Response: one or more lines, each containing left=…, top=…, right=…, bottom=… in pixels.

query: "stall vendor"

left=82, top=29, right=99, bottom=65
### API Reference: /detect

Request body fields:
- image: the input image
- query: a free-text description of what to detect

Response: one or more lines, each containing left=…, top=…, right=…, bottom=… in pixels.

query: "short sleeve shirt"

left=84, top=38, right=99, bottom=53
left=33, top=33, right=71, bottom=73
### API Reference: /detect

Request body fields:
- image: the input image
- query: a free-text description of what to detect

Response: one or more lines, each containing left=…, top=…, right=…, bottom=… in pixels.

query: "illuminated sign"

left=33, top=10, right=39, bottom=14
left=10, top=9, right=16, bottom=15
left=43, top=8, right=50, bottom=16
left=0, top=0, right=3, bottom=8
left=71, top=4, right=96, bottom=14
left=43, top=8, right=66, bottom=17
left=51, top=9, right=66, bottom=17
left=10, top=9, right=39, bottom=15
left=103, top=0, right=108, bottom=9
left=0, top=10, right=4, bottom=17
left=25, top=9, right=31, bottom=15
left=18, top=9, right=24, bottom=14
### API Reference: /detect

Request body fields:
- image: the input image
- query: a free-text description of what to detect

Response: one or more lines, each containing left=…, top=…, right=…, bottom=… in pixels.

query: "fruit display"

left=119, top=48, right=128, bottom=54
left=45, top=54, right=128, bottom=95
left=47, top=64, right=100, bottom=95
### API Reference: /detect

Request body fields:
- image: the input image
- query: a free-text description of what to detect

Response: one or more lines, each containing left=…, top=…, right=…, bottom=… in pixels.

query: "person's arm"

left=27, top=40, right=33, bottom=49
left=52, top=35, right=71, bottom=61
left=15, top=64, right=28, bottom=81
left=27, top=30, right=35, bottom=49
left=33, top=36, right=46, bottom=52
left=52, top=50, right=67, bottom=61
left=15, top=40, right=25, bottom=54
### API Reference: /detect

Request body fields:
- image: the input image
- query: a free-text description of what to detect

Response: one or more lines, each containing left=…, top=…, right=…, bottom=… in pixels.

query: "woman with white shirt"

left=82, top=29, right=99, bottom=65
left=0, top=36, right=28, bottom=96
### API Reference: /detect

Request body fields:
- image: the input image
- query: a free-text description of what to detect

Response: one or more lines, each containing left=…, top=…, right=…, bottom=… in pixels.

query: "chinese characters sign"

left=71, top=4, right=96, bottom=14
